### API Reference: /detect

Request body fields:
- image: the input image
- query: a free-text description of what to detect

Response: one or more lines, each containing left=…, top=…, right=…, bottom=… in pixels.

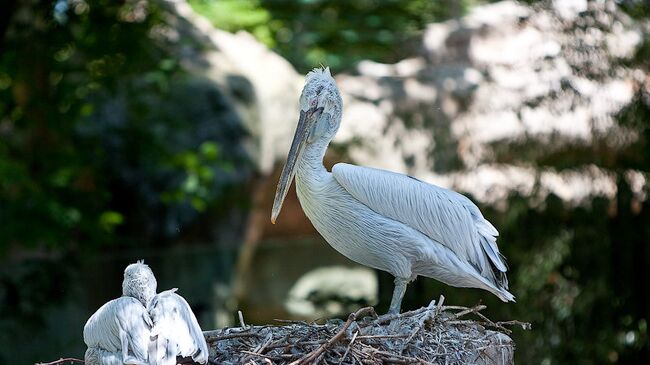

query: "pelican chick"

left=83, top=261, right=208, bottom=365
left=83, top=262, right=157, bottom=365
left=272, top=68, right=514, bottom=314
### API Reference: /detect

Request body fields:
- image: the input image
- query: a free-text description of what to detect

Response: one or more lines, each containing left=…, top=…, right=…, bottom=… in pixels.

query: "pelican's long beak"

left=271, top=107, right=323, bottom=224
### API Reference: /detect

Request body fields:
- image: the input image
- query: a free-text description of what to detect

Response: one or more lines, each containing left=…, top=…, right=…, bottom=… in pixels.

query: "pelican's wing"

left=151, top=290, right=209, bottom=364
left=83, top=297, right=151, bottom=364
left=332, top=163, right=507, bottom=278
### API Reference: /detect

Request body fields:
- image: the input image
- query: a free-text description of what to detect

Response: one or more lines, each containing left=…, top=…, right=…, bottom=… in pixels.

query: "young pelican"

left=271, top=68, right=514, bottom=314
left=83, top=261, right=208, bottom=365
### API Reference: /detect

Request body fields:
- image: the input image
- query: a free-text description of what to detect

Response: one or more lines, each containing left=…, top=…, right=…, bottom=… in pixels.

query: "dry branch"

left=35, top=358, right=84, bottom=365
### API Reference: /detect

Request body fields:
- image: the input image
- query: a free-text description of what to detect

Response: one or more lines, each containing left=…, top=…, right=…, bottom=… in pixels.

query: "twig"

left=205, top=330, right=262, bottom=343
left=240, top=350, right=288, bottom=362
left=363, top=306, right=429, bottom=327
left=471, top=311, right=513, bottom=334
left=239, top=310, right=249, bottom=330
left=254, top=332, right=274, bottom=353
left=338, top=330, right=358, bottom=365
left=427, top=343, right=512, bottom=357
left=261, top=333, right=409, bottom=351
left=36, top=358, right=84, bottom=365
left=358, top=342, right=435, bottom=364
left=439, top=305, right=476, bottom=311
left=497, top=320, right=532, bottom=330
left=273, top=319, right=325, bottom=326
left=291, top=307, right=374, bottom=365
left=445, top=304, right=487, bottom=320
left=356, top=334, right=408, bottom=340
left=401, top=296, right=445, bottom=354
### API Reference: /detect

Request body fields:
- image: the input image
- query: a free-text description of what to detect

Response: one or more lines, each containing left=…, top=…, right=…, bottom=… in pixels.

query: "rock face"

left=167, top=0, right=647, bottom=210
left=161, top=0, right=302, bottom=175
left=336, top=0, right=646, bottom=208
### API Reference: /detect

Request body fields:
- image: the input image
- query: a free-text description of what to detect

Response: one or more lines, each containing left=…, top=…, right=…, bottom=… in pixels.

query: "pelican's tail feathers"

left=492, top=287, right=516, bottom=303
left=480, top=235, right=508, bottom=273
left=472, top=269, right=515, bottom=303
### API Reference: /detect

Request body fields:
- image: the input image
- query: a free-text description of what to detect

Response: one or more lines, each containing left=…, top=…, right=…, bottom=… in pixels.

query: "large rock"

left=166, top=0, right=647, bottom=209
left=161, top=0, right=302, bottom=175
left=336, top=0, right=646, bottom=208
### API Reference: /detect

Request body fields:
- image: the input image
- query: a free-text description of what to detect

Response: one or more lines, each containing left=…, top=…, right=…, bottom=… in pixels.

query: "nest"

left=205, top=296, right=530, bottom=365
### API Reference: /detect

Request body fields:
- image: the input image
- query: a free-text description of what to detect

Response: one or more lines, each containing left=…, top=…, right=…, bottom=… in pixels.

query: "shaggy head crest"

left=122, top=260, right=157, bottom=307
left=305, top=66, right=333, bottom=86
left=300, top=66, right=341, bottom=117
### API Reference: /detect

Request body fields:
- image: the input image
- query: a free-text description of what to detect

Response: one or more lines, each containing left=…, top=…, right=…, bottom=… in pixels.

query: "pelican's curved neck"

left=297, top=138, right=330, bottom=179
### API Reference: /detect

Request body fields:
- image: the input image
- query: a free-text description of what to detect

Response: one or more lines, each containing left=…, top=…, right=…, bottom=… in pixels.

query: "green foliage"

left=618, top=0, right=650, bottom=20
left=0, top=0, right=163, bottom=252
left=0, top=4, right=251, bottom=362
left=189, top=0, right=274, bottom=45
left=163, top=141, right=231, bottom=212
left=0, top=1, right=249, bottom=252
left=190, top=0, right=474, bottom=72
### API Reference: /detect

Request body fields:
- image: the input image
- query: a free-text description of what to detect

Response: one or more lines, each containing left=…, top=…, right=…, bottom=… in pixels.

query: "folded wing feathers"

left=83, top=297, right=150, bottom=363
left=152, top=291, right=209, bottom=364
left=175, top=293, right=209, bottom=363
left=332, top=163, right=508, bottom=284
left=465, top=204, right=508, bottom=274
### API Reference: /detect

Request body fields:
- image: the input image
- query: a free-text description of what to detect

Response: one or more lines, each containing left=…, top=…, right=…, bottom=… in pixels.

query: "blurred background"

left=1, top=0, right=649, bottom=363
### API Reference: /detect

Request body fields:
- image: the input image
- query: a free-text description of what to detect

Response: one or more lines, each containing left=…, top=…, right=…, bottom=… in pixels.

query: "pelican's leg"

left=388, top=277, right=409, bottom=314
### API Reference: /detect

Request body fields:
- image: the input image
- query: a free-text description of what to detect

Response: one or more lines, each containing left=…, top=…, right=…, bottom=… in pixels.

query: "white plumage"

left=272, top=68, right=514, bottom=314
left=83, top=296, right=152, bottom=365
left=83, top=261, right=208, bottom=365
left=149, top=289, right=209, bottom=365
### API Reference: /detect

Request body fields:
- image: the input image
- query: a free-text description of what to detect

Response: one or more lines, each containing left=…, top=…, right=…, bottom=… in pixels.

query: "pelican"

left=83, top=261, right=209, bottom=365
left=271, top=68, right=514, bottom=314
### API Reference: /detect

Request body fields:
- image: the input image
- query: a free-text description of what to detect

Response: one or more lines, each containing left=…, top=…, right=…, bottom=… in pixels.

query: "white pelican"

left=83, top=261, right=209, bottom=365
left=271, top=68, right=514, bottom=314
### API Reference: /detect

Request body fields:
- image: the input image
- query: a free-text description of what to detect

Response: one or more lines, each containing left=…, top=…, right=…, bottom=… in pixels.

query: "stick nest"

left=204, top=296, right=530, bottom=365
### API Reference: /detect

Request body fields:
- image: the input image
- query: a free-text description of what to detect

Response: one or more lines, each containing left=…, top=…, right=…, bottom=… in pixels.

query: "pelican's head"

left=299, top=67, right=343, bottom=141
left=122, top=260, right=157, bottom=307
left=271, top=67, right=342, bottom=224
